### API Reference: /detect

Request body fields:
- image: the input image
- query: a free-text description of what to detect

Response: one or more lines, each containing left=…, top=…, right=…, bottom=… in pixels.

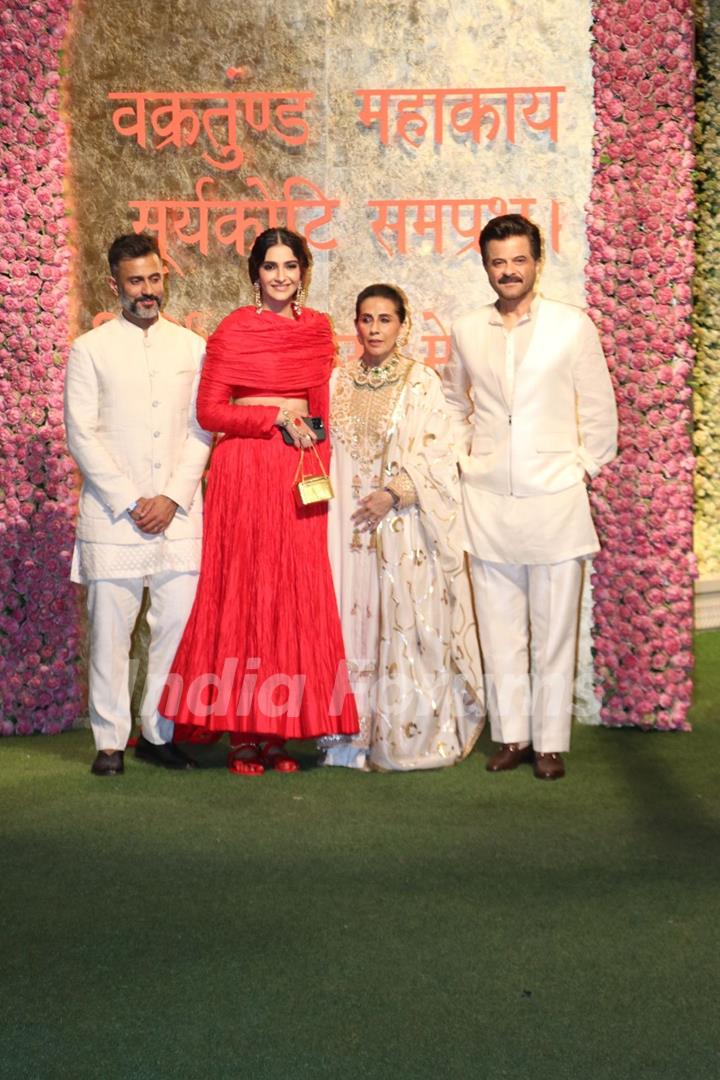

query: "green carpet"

left=1, top=633, right=718, bottom=1080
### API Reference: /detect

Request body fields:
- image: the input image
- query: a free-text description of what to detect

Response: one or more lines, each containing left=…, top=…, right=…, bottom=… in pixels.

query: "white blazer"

left=443, top=297, right=618, bottom=499
left=64, top=315, right=212, bottom=545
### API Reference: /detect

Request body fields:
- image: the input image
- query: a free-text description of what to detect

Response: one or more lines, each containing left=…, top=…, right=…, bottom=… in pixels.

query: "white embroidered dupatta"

left=369, top=363, right=485, bottom=770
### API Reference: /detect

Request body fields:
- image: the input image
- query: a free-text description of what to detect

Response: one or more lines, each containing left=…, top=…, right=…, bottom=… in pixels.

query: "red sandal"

left=259, top=743, right=300, bottom=773
left=227, top=744, right=265, bottom=776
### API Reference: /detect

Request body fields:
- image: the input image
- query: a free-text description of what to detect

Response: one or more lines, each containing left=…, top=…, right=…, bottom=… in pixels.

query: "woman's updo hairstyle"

left=355, top=283, right=407, bottom=323
left=248, top=227, right=312, bottom=284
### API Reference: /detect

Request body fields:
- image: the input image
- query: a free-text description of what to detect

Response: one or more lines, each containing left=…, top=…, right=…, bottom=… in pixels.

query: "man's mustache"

left=499, top=276, right=523, bottom=284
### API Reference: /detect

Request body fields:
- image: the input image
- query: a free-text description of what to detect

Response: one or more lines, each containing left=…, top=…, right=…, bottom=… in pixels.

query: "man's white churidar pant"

left=470, top=557, right=583, bottom=753
left=87, top=571, right=198, bottom=751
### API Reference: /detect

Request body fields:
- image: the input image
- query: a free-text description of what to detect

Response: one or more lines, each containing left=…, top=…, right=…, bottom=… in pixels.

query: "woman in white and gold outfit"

left=321, top=284, right=485, bottom=771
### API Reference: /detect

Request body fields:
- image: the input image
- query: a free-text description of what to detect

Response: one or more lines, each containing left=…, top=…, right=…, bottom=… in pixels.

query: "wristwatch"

left=383, top=487, right=400, bottom=510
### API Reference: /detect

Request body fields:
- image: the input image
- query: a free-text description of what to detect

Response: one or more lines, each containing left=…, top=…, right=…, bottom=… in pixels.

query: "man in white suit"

left=442, top=214, right=617, bottom=780
left=65, top=233, right=212, bottom=776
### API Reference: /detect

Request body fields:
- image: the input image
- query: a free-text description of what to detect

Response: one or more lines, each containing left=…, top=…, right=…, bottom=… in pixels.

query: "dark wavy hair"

left=107, top=233, right=161, bottom=276
left=354, top=283, right=407, bottom=323
left=247, top=227, right=312, bottom=283
left=479, top=214, right=542, bottom=264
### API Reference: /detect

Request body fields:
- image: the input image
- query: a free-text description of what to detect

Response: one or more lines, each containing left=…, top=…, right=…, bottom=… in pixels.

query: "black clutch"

left=280, top=416, right=327, bottom=445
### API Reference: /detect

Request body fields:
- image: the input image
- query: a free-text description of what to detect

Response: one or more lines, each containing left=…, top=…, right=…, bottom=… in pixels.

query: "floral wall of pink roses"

left=0, top=0, right=84, bottom=735
left=693, top=2, right=720, bottom=578
left=587, top=0, right=696, bottom=730
left=0, top=0, right=698, bottom=734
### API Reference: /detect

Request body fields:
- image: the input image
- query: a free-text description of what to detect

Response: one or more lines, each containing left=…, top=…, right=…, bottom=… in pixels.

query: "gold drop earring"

left=253, top=280, right=263, bottom=314
left=292, top=281, right=305, bottom=317
left=395, top=314, right=412, bottom=354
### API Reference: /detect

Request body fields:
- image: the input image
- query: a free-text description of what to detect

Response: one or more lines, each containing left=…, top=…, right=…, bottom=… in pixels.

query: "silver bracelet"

left=277, top=408, right=292, bottom=428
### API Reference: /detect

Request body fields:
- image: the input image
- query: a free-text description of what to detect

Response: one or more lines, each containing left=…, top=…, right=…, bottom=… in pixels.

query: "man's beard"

left=119, top=291, right=163, bottom=318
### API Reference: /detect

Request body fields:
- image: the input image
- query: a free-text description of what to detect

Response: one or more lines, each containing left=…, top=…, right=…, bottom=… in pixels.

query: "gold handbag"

left=293, top=444, right=334, bottom=507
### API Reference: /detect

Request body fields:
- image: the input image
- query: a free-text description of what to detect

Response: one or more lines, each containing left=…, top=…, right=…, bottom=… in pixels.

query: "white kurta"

left=442, top=295, right=617, bottom=564
left=64, top=314, right=211, bottom=581
left=326, top=358, right=485, bottom=771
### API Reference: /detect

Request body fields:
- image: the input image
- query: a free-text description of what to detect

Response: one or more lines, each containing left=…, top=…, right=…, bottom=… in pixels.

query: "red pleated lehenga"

left=160, top=305, right=358, bottom=740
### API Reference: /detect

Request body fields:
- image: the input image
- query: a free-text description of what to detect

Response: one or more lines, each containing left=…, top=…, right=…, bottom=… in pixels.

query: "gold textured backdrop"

left=65, top=0, right=595, bottom=346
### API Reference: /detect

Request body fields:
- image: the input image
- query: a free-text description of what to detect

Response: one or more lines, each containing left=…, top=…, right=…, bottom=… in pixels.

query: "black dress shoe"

left=134, top=735, right=197, bottom=770
left=91, top=750, right=124, bottom=776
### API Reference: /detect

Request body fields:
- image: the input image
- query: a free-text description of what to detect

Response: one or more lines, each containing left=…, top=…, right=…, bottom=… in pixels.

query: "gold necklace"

left=351, top=354, right=403, bottom=389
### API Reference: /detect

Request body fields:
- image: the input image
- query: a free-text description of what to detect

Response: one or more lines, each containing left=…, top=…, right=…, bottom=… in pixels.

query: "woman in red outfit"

left=160, top=228, right=358, bottom=774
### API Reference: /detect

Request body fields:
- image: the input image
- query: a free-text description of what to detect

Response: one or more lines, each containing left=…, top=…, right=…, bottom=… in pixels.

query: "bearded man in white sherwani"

left=64, top=233, right=212, bottom=776
left=442, top=214, right=617, bottom=780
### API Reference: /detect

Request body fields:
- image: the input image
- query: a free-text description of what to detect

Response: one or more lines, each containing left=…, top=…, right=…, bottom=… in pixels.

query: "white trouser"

left=86, top=571, right=198, bottom=751
left=470, top=558, right=583, bottom=753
